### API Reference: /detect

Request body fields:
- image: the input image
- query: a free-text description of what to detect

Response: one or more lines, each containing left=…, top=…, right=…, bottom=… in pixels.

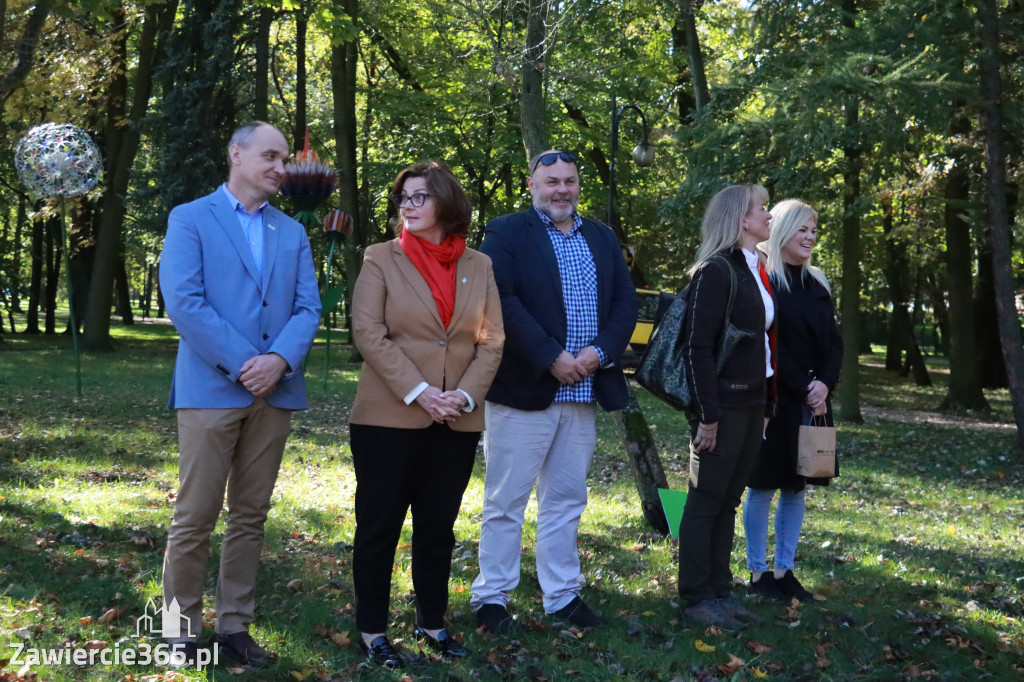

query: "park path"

left=857, top=404, right=1016, bottom=433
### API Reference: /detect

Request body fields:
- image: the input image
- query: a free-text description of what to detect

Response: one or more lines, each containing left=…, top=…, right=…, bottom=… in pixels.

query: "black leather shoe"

left=216, top=631, right=275, bottom=667
left=551, top=596, right=605, bottom=629
left=476, top=603, right=517, bottom=634
left=359, top=635, right=405, bottom=669
left=748, top=573, right=788, bottom=603
left=415, top=627, right=469, bottom=658
left=776, top=570, right=814, bottom=602
left=717, top=594, right=763, bottom=625
left=165, top=641, right=198, bottom=669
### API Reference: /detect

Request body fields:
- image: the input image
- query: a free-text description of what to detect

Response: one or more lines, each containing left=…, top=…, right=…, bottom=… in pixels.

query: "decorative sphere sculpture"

left=14, top=123, right=103, bottom=198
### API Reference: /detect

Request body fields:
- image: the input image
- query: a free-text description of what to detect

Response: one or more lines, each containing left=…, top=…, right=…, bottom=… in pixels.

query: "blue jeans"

left=743, top=487, right=806, bottom=572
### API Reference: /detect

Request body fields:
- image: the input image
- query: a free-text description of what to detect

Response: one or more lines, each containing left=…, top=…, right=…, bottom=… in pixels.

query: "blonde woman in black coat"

left=744, top=199, right=842, bottom=603
left=677, top=184, right=777, bottom=630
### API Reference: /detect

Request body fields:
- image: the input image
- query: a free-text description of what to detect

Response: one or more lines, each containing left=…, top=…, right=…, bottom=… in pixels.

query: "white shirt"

left=742, top=248, right=775, bottom=378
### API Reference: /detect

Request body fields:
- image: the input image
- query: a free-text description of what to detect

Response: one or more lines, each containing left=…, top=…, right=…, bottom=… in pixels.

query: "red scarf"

left=398, top=229, right=466, bottom=328
left=757, top=260, right=778, bottom=395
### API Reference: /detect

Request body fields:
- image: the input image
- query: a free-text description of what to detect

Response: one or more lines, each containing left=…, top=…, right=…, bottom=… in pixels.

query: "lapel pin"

left=268, top=223, right=276, bottom=231
left=461, top=277, right=468, bottom=284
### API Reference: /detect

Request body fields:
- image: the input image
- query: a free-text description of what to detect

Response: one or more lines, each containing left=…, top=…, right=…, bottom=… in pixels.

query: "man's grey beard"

left=539, top=197, right=578, bottom=224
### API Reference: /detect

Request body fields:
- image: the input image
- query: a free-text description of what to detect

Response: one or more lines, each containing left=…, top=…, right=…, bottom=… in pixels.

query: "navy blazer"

left=159, top=188, right=321, bottom=410
left=480, top=209, right=636, bottom=411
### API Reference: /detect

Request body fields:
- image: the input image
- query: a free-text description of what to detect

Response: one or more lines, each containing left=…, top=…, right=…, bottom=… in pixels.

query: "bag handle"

left=707, top=254, right=741, bottom=323
left=808, top=414, right=828, bottom=427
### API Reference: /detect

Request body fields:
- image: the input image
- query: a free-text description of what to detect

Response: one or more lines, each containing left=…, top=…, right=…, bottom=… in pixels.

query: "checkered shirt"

left=534, top=207, right=606, bottom=403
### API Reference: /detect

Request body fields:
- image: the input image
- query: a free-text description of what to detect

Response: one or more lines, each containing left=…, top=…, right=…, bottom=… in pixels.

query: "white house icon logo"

left=135, top=598, right=194, bottom=639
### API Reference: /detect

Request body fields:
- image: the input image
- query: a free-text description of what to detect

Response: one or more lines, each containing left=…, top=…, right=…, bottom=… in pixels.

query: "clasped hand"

left=415, top=386, right=467, bottom=424
left=240, top=353, right=288, bottom=398
left=548, top=347, right=601, bottom=386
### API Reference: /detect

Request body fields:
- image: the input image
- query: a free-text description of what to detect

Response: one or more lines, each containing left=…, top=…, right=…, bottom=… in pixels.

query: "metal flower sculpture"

left=321, top=210, right=354, bottom=388
left=279, top=132, right=336, bottom=229
left=15, top=123, right=103, bottom=198
left=15, top=123, right=105, bottom=396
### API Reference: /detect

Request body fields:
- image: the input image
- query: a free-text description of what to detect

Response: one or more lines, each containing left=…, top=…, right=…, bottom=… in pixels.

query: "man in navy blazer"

left=158, top=121, right=320, bottom=669
left=470, top=150, right=636, bottom=633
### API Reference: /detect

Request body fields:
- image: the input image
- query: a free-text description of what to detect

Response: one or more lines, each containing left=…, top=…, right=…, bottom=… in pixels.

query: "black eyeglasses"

left=391, top=192, right=431, bottom=208
left=530, top=151, right=577, bottom=175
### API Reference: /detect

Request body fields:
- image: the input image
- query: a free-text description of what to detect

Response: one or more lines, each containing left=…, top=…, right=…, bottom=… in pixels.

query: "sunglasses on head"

left=530, top=151, right=577, bottom=175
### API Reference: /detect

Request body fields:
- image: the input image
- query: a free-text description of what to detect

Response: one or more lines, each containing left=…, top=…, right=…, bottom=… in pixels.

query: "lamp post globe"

left=632, top=139, right=655, bottom=167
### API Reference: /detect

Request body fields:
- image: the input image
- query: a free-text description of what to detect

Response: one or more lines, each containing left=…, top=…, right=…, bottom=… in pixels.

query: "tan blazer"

left=349, top=239, right=504, bottom=432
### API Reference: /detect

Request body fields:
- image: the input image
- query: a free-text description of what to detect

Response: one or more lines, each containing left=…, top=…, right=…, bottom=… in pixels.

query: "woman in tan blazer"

left=349, top=161, right=503, bottom=670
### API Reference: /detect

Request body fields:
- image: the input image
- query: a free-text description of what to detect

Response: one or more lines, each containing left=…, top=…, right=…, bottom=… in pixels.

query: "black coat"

left=479, top=210, right=637, bottom=411
left=748, top=263, right=842, bottom=491
left=683, top=248, right=776, bottom=425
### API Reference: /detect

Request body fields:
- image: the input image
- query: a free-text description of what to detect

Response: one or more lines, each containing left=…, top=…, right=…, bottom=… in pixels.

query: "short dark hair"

left=390, top=161, right=472, bottom=238
left=227, top=120, right=272, bottom=165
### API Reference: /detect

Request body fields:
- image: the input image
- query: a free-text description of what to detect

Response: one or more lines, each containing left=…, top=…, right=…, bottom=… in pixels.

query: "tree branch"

left=0, top=0, right=53, bottom=105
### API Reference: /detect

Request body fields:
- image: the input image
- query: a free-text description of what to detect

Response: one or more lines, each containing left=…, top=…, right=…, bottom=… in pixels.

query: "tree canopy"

left=1, top=0, right=1022, bottom=445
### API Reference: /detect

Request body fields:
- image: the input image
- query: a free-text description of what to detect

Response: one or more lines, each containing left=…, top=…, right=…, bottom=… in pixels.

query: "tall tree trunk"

left=254, top=7, right=272, bottom=120
left=520, top=0, right=548, bottom=160
left=114, top=252, right=133, bottom=324
left=977, top=0, right=1024, bottom=453
left=671, top=11, right=698, bottom=124
left=143, top=264, right=153, bottom=318
left=678, top=0, right=708, bottom=113
left=941, top=109, right=989, bottom=411
left=332, top=0, right=361, bottom=352
left=83, top=1, right=170, bottom=350
left=44, top=218, right=59, bottom=335
left=882, top=195, right=903, bottom=371
left=25, top=213, right=42, bottom=334
left=12, top=193, right=25, bottom=311
left=836, top=0, right=863, bottom=423
left=292, top=11, right=308, bottom=150
left=973, top=218, right=1006, bottom=387
left=882, top=195, right=931, bottom=385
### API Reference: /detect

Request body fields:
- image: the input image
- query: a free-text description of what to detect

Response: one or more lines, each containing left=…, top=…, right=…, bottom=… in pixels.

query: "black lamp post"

left=608, top=94, right=655, bottom=228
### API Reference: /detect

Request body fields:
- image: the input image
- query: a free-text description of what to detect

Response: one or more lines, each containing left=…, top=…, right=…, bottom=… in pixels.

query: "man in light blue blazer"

left=158, top=121, right=320, bottom=669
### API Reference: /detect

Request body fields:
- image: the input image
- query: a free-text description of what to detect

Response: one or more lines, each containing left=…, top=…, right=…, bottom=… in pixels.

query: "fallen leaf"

left=694, top=639, right=715, bottom=653
left=286, top=579, right=302, bottom=591
left=84, top=640, right=108, bottom=650
left=747, top=640, right=773, bottom=655
left=290, top=669, right=310, bottom=680
left=330, top=631, right=351, bottom=646
left=714, top=653, right=744, bottom=674
left=753, top=666, right=769, bottom=678
left=98, top=608, right=118, bottom=623
left=80, top=616, right=93, bottom=626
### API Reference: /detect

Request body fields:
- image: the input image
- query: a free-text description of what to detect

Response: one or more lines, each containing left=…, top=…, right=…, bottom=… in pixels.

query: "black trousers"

left=350, top=422, right=479, bottom=633
left=678, top=405, right=764, bottom=605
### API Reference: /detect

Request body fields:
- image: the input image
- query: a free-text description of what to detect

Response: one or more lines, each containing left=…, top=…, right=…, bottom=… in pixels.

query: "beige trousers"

left=162, top=398, right=291, bottom=640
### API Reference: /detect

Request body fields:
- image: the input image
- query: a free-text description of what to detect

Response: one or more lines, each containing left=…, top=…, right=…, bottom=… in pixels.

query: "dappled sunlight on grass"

left=1, top=332, right=1022, bottom=680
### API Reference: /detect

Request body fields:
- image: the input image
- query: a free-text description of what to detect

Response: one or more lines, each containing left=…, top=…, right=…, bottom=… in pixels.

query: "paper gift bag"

left=796, top=416, right=836, bottom=478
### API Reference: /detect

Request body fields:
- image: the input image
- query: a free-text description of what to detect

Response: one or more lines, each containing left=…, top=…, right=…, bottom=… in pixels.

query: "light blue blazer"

left=159, top=188, right=321, bottom=410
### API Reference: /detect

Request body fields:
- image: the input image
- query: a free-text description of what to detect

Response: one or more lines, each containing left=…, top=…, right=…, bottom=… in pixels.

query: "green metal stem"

left=324, top=238, right=336, bottom=392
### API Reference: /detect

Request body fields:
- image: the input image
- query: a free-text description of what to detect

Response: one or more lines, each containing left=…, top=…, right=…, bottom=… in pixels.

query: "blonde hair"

left=762, top=198, right=830, bottom=293
left=688, top=184, right=769, bottom=276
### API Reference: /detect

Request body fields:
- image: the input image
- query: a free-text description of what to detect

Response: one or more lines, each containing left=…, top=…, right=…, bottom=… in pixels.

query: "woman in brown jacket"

left=349, top=161, right=504, bottom=669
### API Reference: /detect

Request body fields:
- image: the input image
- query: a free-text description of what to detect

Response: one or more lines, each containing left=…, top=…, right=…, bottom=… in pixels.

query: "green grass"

left=1, top=321, right=1022, bottom=681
